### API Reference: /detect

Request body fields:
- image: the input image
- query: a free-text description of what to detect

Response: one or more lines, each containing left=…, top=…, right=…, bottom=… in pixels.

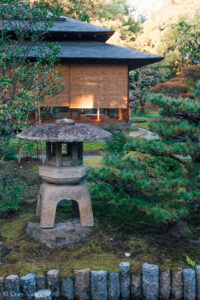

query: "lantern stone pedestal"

left=17, top=119, right=111, bottom=248
left=37, top=183, right=94, bottom=228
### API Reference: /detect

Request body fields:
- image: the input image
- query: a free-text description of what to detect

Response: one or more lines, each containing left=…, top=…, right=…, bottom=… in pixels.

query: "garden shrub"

left=150, top=65, right=200, bottom=98
left=0, top=168, right=26, bottom=215
left=150, top=77, right=188, bottom=97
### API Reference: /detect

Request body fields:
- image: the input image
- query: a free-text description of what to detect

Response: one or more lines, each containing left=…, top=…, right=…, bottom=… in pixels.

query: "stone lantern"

left=17, top=119, right=111, bottom=230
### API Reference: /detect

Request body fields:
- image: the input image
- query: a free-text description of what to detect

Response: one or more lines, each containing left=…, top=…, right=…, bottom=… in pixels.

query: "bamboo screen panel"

left=69, top=64, right=128, bottom=109
left=49, top=64, right=70, bottom=107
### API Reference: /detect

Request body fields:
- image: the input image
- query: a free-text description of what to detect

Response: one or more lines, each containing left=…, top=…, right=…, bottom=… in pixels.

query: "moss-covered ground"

left=0, top=154, right=199, bottom=277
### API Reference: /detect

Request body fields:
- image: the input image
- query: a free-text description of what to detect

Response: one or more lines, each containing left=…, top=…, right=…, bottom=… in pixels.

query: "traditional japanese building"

left=8, top=15, right=164, bottom=122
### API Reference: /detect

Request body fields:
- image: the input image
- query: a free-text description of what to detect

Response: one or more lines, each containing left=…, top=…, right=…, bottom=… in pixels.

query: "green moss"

left=83, top=142, right=106, bottom=152
left=84, top=157, right=103, bottom=168
left=0, top=213, right=34, bottom=240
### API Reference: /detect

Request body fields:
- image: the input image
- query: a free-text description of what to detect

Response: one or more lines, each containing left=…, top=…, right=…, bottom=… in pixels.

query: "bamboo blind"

left=47, top=63, right=128, bottom=109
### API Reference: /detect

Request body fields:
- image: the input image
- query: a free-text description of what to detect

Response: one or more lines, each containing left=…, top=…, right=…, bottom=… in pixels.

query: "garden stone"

left=1, top=245, right=11, bottom=258
left=142, top=263, right=159, bottom=300
left=5, top=275, right=20, bottom=300
left=61, top=277, right=74, bottom=300
left=34, top=289, right=52, bottom=300
left=159, top=269, right=171, bottom=299
left=0, top=277, right=4, bottom=300
left=108, top=272, right=120, bottom=300
left=20, top=272, right=36, bottom=299
left=37, top=275, right=46, bottom=290
left=74, top=268, right=90, bottom=300
left=196, top=264, right=200, bottom=300
left=170, top=220, right=193, bottom=239
left=131, top=273, right=142, bottom=299
left=91, top=271, right=107, bottom=300
left=47, top=270, right=60, bottom=299
left=172, top=268, right=183, bottom=299
left=183, top=268, right=195, bottom=300
left=119, top=262, right=130, bottom=300
left=26, top=219, right=95, bottom=249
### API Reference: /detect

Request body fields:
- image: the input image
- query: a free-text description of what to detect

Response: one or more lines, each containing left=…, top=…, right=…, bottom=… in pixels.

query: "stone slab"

left=61, top=277, right=74, bottom=300
left=119, top=262, right=130, bottom=300
left=160, top=269, right=171, bottom=300
left=183, top=268, right=196, bottom=300
left=20, top=273, right=36, bottom=299
left=47, top=270, right=60, bottom=299
left=91, top=270, right=107, bottom=300
left=131, top=273, right=142, bottom=299
left=34, top=289, right=52, bottom=300
left=196, top=264, right=200, bottom=300
left=74, top=268, right=90, bottom=300
left=26, top=219, right=95, bottom=248
left=172, top=268, right=183, bottom=300
left=142, top=263, right=159, bottom=300
left=108, top=272, right=120, bottom=300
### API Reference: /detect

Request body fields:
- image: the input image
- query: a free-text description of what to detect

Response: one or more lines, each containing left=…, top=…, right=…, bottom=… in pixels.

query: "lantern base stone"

left=26, top=219, right=96, bottom=248
left=37, top=183, right=94, bottom=228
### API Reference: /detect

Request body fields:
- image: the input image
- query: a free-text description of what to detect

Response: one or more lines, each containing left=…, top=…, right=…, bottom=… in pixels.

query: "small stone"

left=20, top=272, right=36, bottom=299
left=170, top=219, right=193, bottom=239
left=119, top=262, right=130, bottom=300
left=131, top=273, right=142, bottom=299
left=5, top=274, right=20, bottom=300
left=61, top=277, right=74, bottom=300
left=0, top=277, right=4, bottom=300
left=196, top=264, right=200, bottom=300
left=124, top=253, right=131, bottom=257
left=37, top=275, right=46, bottom=290
left=172, top=268, right=183, bottom=299
left=91, top=270, right=107, bottom=300
left=160, top=269, right=171, bottom=299
left=47, top=270, right=60, bottom=299
left=74, top=268, right=90, bottom=300
left=108, top=272, right=120, bottom=300
left=142, top=263, right=159, bottom=300
left=1, top=245, right=11, bottom=258
left=183, top=268, right=196, bottom=300
left=34, top=289, right=52, bottom=300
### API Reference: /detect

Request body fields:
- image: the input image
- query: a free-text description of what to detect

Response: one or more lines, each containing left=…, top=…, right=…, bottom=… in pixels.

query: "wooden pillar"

left=125, top=69, right=130, bottom=122
left=68, top=108, right=72, bottom=119
left=97, top=107, right=100, bottom=121
left=77, top=109, right=81, bottom=120
left=119, top=108, right=123, bottom=121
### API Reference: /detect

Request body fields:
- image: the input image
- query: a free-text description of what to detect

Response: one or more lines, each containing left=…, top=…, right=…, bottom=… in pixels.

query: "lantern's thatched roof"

left=17, top=121, right=112, bottom=142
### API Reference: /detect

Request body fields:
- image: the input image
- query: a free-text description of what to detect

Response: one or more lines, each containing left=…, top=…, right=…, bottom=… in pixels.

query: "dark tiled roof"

left=49, top=16, right=114, bottom=34
left=28, top=42, right=164, bottom=70
left=1, top=16, right=114, bottom=42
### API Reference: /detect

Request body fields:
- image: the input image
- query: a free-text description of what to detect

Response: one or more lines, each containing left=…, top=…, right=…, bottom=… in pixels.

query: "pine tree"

left=87, top=94, right=200, bottom=224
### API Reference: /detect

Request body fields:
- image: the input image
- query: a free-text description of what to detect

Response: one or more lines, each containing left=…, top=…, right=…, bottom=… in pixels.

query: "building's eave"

left=1, top=16, right=115, bottom=42
left=27, top=41, right=164, bottom=70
